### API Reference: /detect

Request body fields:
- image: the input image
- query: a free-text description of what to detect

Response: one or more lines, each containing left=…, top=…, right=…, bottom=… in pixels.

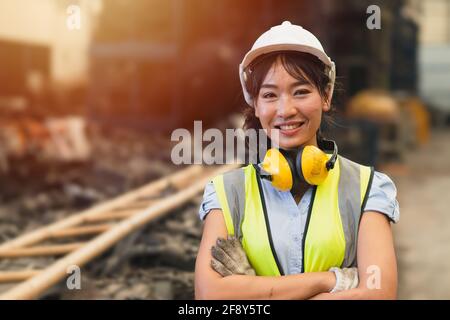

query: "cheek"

left=301, top=95, right=323, bottom=120
left=255, top=103, right=275, bottom=126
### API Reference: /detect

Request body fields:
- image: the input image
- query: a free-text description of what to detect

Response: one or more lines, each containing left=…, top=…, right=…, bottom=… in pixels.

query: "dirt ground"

left=388, top=128, right=450, bottom=299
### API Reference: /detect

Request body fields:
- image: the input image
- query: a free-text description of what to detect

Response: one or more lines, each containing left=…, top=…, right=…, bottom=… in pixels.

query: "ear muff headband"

left=279, top=149, right=300, bottom=192
left=320, top=139, right=338, bottom=170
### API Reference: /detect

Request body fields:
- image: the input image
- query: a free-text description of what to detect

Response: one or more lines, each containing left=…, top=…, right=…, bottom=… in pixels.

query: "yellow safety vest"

left=212, top=155, right=374, bottom=275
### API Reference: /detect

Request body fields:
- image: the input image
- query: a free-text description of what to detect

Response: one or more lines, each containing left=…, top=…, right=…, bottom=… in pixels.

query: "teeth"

left=279, top=123, right=302, bottom=130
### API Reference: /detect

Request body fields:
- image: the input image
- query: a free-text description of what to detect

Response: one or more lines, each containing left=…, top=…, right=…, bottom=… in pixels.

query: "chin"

left=277, top=139, right=304, bottom=150
left=268, top=129, right=313, bottom=149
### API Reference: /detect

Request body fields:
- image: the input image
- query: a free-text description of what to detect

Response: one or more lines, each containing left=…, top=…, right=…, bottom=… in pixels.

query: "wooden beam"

left=0, top=270, right=41, bottom=283
left=112, top=202, right=154, bottom=211
left=48, top=224, right=112, bottom=238
left=0, top=243, right=85, bottom=258
left=82, top=211, right=136, bottom=223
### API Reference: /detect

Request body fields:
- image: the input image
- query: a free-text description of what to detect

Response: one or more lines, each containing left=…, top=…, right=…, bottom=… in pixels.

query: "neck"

left=290, top=180, right=310, bottom=202
left=283, top=134, right=318, bottom=151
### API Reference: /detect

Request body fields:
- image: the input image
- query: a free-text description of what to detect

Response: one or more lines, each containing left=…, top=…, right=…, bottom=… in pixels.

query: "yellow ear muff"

left=299, top=145, right=330, bottom=185
left=261, top=148, right=293, bottom=191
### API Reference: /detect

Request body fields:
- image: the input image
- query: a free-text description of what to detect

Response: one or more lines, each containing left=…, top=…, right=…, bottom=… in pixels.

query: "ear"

left=323, top=85, right=333, bottom=112
left=322, top=97, right=330, bottom=112
left=254, top=101, right=260, bottom=118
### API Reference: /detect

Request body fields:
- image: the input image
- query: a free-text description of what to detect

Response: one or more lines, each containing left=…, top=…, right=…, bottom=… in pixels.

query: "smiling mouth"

left=274, top=122, right=305, bottom=130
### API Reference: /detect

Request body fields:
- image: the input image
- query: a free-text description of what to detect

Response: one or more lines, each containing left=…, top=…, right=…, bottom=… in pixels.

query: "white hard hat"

left=239, top=21, right=336, bottom=106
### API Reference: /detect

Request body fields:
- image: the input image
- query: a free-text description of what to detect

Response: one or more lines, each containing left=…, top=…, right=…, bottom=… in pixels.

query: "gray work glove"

left=210, top=236, right=256, bottom=277
left=329, top=267, right=359, bottom=293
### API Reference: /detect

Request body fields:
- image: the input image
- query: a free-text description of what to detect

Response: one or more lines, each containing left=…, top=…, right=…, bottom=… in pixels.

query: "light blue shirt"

left=198, top=170, right=400, bottom=275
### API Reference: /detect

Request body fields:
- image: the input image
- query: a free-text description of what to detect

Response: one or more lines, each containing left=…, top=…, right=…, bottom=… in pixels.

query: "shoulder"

left=212, top=165, right=254, bottom=188
left=198, top=166, right=248, bottom=221
left=338, top=156, right=400, bottom=223
left=364, top=170, right=400, bottom=223
left=198, top=180, right=220, bottom=221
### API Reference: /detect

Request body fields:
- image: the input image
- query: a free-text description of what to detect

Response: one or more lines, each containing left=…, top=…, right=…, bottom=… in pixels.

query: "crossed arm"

left=194, top=209, right=397, bottom=300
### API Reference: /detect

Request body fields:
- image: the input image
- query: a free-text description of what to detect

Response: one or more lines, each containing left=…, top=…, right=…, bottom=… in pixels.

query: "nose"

left=276, top=95, right=297, bottom=119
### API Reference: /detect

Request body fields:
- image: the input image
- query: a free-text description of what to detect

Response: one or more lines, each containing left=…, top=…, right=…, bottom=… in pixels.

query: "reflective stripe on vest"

left=212, top=155, right=374, bottom=275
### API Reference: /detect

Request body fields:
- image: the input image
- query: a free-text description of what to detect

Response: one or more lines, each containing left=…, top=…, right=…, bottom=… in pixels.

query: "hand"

left=329, top=267, right=359, bottom=293
left=210, top=236, right=256, bottom=277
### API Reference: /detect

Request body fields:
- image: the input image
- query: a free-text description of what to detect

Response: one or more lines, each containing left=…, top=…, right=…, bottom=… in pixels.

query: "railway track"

left=0, top=164, right=238, bottom=299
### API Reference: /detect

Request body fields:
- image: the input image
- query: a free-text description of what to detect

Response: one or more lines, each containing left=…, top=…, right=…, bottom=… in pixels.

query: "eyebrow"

left=260, top=80, right=310, bottom=89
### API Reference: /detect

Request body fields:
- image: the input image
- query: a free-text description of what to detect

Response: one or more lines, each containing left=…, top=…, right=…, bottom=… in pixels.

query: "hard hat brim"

left=241, top=43, right=333, bottom=70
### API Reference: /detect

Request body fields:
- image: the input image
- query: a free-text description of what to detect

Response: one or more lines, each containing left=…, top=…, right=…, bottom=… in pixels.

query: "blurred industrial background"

left=0, top=0, right=449, bottom=299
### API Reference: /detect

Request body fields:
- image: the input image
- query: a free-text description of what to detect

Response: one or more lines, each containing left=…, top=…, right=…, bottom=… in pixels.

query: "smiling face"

left=253, top=56, right=330, bottom=150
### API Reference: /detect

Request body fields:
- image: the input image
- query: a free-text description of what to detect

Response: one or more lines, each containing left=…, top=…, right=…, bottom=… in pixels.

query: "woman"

left=195, top=21, right=399, bottom=299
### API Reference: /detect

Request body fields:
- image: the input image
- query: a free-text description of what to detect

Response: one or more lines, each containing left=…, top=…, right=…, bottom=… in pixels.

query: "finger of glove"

left=340, top=268, right=352, bottom=277
left=343, top=267, right=358, bottom=274
left=211, top=257, right=233, bottom=277
left=223, top=237, right=250, bottom=264
left=342, top=268, right=358, bottom=283
left=244, top=267, right=256, bottom=276
left=340, top=268, right=359, bottom=291
left=350, top=274, right=359, bottom=289
left=331, top=269, right=344, bottom=293
left=217, top=237, right=256, bottom=275
left=211, top=244, right=241, bottom=273
left=223, top=237, right=256, bottom=276
left=216, top=237, right=247, bottom=266
left=229, top=238, right=256, bottom=275
left=348, top=268, right=359, bottom=289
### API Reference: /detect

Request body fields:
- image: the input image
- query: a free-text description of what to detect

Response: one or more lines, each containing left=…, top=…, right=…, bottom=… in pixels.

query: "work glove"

left=210, top=236, right=256, bottom=277
left=328, top=267, right=359, bottom=293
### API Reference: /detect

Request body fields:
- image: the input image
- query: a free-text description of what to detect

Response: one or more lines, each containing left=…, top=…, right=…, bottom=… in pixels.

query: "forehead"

left=262, top=58, right=310, bottom=85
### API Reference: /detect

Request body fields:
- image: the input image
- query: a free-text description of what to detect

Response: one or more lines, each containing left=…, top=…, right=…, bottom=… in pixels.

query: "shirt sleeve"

left=363, top=170, right=400, bottom=223
left=198, top=180, right=221, bottom=221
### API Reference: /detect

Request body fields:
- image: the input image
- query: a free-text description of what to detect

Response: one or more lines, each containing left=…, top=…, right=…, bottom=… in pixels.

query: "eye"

left=262, top=92, right=277, bottom=99
left=294, top=89, right=310, bottom=96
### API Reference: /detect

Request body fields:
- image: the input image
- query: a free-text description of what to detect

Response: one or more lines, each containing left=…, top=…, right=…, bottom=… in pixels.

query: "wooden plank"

left=0, top=270, right=41, bottom=283
left=112, top=202, right=154, bottom=211
left=48, top=224, right=112, bottom=238
left=82, top=211, right=136, bottom=223
left=0, top=243, right=85, bottom=258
